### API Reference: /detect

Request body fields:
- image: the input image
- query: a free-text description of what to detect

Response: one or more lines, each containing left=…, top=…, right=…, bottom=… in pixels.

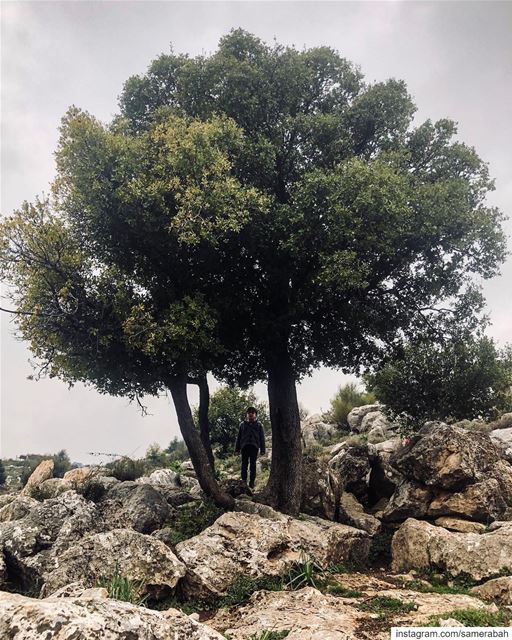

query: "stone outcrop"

left=390, top=423, right=501, bottom=490
left=338, top=492, right=381, bottom=535
left=0, top=591, right=225, bottom=640
left=40, top=528, right=186, bottom=598
left=175, top=511, right=370, bottom=598
left=392, top=518, right=512, bottom=581
left=382, top=480, right=432, bottom=522
left=347, top=404, right=382, bottom=432
left=0, top=491, right=99, bottom=590
left=99, top=481, right=172, bottom=534
left=434, top=517, right=486, bottom=534
left=21, top=459, right=54, bottom=496
left=427, top=478, right=507, bottom=522
left=301, top=414, right=338, bottom=447
left=0, top=495, right=38, bottom=522
left=301, top=456, right=341, bottom=521
left=329, top=444, right=370, bottom=503
left=471, top=576, right=512, bottom=605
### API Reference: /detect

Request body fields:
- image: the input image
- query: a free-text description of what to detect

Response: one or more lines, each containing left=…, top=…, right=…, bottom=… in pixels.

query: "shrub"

left=0, top=460, right=6, bottom=486
left=366, top=333, right=512, bottom=431
left=166, top=498, right=225, bottom=544
left=328, top=383, right=375, bottom=428
left=99, top=563, right=148, bottom=606
left=106, top=456, right=146, bottom=481
left=165, top=436, right=190, bottom=462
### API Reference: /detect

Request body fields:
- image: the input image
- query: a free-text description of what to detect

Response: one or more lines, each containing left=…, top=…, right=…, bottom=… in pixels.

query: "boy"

left=234, top=407, right=266, bottom=489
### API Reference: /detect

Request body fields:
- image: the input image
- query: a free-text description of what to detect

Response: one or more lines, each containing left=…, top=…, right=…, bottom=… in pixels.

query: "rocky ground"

left=0, top=408, right=511, bottom=638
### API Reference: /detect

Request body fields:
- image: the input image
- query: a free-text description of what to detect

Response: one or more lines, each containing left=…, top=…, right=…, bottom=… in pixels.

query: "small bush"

left=219, top=574, right=283, bottom=607
left=166, top=499, right=225, bottom=544
left=284, top=553, right=324, bottom=590
left=106, top=457, right=146, bottom=481
left=357, top=596, right=416, bottom=617
left=329, top=383, right=375, bottom=428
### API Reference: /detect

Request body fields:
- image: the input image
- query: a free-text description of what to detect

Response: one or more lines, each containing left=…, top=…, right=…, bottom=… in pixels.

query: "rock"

left=175, top=511, right=369, bottom=598
left=338, top=492, right=381, bottom=535
left=471, top=576, right=512, bottom=605
left=0, top=496, right=38, bottom=522
left=367, top=425, right=387, bottom=443
left=360, top=411, right=390, bottom=435
left=0, top=491, right=99, bottom=591
left=434, top=517, right=486, bottom=534
left=212, top=587, right=363, bottom=639
left=20, top=459, right=54, bottom=496
left=439, top=618, right=466, bottom=627
left=136, top=468, right=180, bottom=486
left=301, top=414, right=338, bottom=446
left=37, top=477, right=75, bottom=499
left=347, top=404, right=382, bottom=432
left=63, top=467, right=95, bottom=484
left=329, top=444, right=370, bottom=503
left=100, top=481, right=171, bottom=533
left=219, top=478, right=252, bottom=498
left=428, top=478, right=507, bottom=522
left=301, top=456, right=341, bottom=521
left=0, top=591, right=225, bottom=639
left=391, top=518, right=512, bottom=581
left=40, top=528, right=186, bottom=598
left=390, top=423, right=501, bottom=491
left=368, top=439, right=403, bottom=505
left=0, top=550, right=6, bottom=588
left=490, top=459, right=512, bottom=504
left=382, top=480, right=432, bottom=522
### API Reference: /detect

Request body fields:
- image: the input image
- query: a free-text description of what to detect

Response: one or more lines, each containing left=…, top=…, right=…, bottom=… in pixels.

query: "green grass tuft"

left=428, top=607, right=512, bottom=627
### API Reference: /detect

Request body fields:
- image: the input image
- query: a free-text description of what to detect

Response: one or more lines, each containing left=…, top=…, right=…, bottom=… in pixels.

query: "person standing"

left=234, top=406, right=266, bottom=489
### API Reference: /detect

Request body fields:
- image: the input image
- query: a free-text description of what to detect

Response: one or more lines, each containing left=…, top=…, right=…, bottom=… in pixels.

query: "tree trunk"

left=167, top=374, right=234, bottom=509
left=264, top=349, right=303, bottom=515
left=197, top=374, right=215, bottom=471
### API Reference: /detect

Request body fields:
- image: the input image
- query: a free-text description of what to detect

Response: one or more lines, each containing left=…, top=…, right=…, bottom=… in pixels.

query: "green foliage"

left=99, top=563, right=148, bottom=606
left=0, top=460, right=6, bottom=486
left=52, top=449, right=72, bottom=478
left=284, top=553, right=324, bottom=590
left=357, top=596, right=416, bottom=617
left=198, top=385, right=269, bottom=458
left=367, top=331, right=512, bottom=430
left=106, top=456, right=146, bottom=481
left=218, top=574, right=283, bottom=607
left=166, top=499, right=225, bottom=544
left=427, top=607, right=511, bottom=627
left=246, top=631, right=290, bottom=640
left=165, top=437, right=189, bottom=462
left=328, top=383, right=375, bottom=428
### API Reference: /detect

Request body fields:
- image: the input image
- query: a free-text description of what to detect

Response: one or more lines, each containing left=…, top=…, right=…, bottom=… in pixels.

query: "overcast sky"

left=1, top=1, right=511, bottom=464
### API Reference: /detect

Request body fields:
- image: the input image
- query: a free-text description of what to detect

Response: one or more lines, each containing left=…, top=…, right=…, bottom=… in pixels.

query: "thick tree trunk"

left=167, top=374, right=234, bottom=509
left=264, top=349, right=303, bottom=515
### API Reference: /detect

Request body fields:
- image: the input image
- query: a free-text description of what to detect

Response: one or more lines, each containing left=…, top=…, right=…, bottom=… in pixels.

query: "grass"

left=356, top=596, right=416, bottom=619
left=218, top=574, right=284, bottom=607
left=427, top=608, right=512, bottom=627
left=284, top=553, right=324, bottom=590
left=247, top=632, right=290, bottom=640
left=165, top=498, right=225, bottom=545
left=98, top=563, right=148, bottom=606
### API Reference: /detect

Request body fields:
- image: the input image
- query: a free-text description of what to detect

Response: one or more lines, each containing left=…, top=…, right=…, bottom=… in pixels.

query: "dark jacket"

left=235, top=420, right=266, bottom=454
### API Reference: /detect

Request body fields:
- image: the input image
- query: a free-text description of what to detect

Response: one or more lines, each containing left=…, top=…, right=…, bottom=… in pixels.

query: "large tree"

left=2, top=30, right=507, bottom=514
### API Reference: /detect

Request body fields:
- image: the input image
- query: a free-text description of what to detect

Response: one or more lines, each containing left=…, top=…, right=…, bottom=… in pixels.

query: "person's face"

left=247, top=411, right=257, bottom=422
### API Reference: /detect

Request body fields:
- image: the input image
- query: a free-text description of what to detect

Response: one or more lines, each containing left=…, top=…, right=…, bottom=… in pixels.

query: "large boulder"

left=392, top=518, right=512, bottom=581
left=0, top=495, right=38, bottom=522
left=99, top=481, right=172, bottom=533
left=36, top=477, right=75, bottom=499
left=381, top=480, right=432, bottom=522
left=21, top=459, right=54, bottom=496
left=0, top=491, right=99, bottom=590
left=301, top=414, right=338, bottom=447
left=40, top=528, right=186, bottom=598
left=471, top=576, right=512, bottom=605
left=390, top=423, right=502, bottom=491
left=175, top=510, right=370, bottom=598
left=301, top=456, right=341, bottom=521
left=338, top=492, right=381, bottom=535
left=329, top=444, right=370, bottom=503
left=0, top=591, right=224, bottom=640
left=427, top=478, right=508, bottom=522
left=136, top=468, right=180, bottom=486
left=347, top=404, right=382, bottom=432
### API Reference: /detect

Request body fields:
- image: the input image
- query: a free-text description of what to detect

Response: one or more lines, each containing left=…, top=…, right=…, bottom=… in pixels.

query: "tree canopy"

left=1, top=29, right=507, bottom=513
